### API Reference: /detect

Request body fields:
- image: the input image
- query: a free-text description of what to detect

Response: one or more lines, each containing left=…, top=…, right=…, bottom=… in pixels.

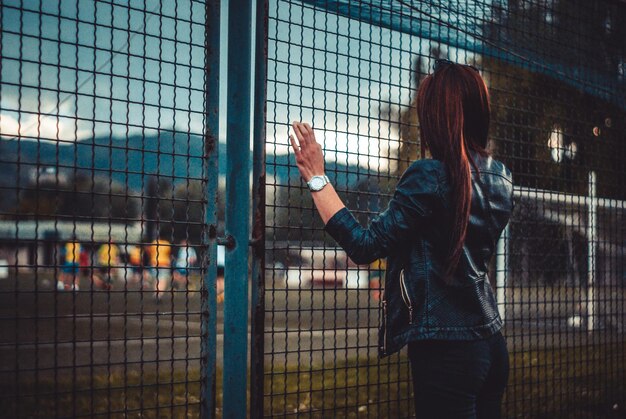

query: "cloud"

left=0, top=114, right=20, bottom=137
left=0, top=112, right=92, bottom=142
left=267, top=118, right=398, bottom=172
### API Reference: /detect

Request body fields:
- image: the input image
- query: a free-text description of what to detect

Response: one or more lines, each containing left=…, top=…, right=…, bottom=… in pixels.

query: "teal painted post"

left=202, top=0, right=220, bottom=417
left=223, top=0, right=252, bottom=417
left=250, top=0, right=268, bottom=417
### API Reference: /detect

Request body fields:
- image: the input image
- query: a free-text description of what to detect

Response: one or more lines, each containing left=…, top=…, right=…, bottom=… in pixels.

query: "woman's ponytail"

left=416, top=64, right=490, bottom=284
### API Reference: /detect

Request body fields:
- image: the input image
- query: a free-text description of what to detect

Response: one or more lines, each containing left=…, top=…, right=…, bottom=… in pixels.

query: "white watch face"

left=309, top=176, right=325, bottom=191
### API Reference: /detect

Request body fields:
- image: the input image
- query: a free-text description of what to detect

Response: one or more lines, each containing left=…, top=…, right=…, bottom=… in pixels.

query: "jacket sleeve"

left=323, top=160, right=441, bottom=265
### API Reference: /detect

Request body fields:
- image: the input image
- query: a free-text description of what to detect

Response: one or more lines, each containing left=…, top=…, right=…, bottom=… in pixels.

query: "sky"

left=0, top=0, right=470, bottom=172
left=1, top=0, right=206, bottom=142
left=263, top=1, right=474, bottom=171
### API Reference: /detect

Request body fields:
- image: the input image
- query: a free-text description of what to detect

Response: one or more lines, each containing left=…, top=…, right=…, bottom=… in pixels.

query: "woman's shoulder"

left=404, top=158, right=446, bottom=178
left=398, top=159, right=444, bottom=193
left=471, top=153, right=512, bottom=182
left=400, top=156, right=513, bottom=189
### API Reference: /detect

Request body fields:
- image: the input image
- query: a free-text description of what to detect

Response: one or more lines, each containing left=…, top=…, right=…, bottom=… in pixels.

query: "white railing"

left=496, top=171, right=626, bottom=332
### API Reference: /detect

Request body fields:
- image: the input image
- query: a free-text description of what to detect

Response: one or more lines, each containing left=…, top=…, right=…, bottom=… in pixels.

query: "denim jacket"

left=324, top=154, right=514, bottom=357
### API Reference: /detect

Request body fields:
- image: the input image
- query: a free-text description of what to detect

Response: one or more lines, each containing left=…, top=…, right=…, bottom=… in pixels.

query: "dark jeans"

left=408, top=331, right=509, bottom=419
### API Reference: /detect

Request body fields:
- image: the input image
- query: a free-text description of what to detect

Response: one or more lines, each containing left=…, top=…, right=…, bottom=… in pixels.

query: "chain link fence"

left=0, top=0, right=210, bottom=416
left=1, top=0, right=625, bottom=417
left=262, top=0, right=625, bottom=417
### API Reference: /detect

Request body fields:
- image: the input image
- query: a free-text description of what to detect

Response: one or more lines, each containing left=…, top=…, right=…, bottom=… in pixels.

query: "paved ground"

left=1, top=272, right=625, bottom=380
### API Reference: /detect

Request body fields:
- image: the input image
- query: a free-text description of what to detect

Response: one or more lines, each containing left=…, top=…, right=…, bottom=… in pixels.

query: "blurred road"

left=1, top=272, right=624, bottom=380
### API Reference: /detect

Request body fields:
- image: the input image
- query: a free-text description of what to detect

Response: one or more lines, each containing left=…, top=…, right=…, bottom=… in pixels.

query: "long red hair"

left=416, top=63, right=491, bottom=283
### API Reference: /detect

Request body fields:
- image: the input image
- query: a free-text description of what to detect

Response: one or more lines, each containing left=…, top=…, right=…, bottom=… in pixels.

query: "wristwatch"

left=307, top=175, right=330, bottom=192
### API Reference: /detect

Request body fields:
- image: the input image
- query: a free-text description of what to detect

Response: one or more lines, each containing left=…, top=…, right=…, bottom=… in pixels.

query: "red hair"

left=416, top=64, right=491, bottom=283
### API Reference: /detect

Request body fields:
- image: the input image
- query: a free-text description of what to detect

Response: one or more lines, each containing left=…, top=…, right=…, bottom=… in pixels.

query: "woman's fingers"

left=292, top=120, right=320, bottom=154
left=290, top=121, right=324, bottom=183
left=292, top=122, right=308, bottom=149
left=290, top=133, right=310, bottom=180
left=289, top=134, right=301, bottom=157
left=302, top=122, right=315, bottom=141
left=302, top=123, right=320, bottom=152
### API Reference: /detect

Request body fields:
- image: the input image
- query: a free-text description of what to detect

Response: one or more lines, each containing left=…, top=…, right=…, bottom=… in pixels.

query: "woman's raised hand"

left=289, top=121, right=325, bottom=183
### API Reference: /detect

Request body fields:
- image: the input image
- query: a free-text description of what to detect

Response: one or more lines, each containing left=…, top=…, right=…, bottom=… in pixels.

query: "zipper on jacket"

left=381, top=299, right=388, bottom=355
left=399, top=269, right=413, bottom=324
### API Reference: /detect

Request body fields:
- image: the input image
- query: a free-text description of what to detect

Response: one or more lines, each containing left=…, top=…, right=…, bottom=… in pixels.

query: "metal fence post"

left=202, top=0, right=221, bottom=417
left=223, top=0, right=253, bottom=417
left=587, top=170, right=597, bottom=332
left=250, top=0, right=269, bottom=417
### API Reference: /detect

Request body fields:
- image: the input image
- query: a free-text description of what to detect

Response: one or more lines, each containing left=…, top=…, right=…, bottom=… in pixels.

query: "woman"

left=289, top=59, right=514, bottom=418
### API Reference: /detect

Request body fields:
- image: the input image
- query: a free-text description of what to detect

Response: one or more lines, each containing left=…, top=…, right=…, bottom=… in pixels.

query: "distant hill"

left=0, top=133, right=204, bottom=192
left=266, top=152, right=380, bottom=191
left=0, top=134, right=382, bottom=211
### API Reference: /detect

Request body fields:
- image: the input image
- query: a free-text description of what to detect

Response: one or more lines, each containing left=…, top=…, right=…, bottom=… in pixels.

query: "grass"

left=503, top=341, right=626, bottom=418
left=1, top=341, right=624, bottom=418
left=2, top=369, right=203, bottom=418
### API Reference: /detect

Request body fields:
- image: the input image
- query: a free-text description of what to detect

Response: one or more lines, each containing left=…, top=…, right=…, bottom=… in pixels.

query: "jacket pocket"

left=399, top=269, right=413, bottom=324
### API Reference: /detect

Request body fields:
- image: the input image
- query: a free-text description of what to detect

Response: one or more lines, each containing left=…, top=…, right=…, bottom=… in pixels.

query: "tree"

left=482, top=0, right=625, bottom=197
left=395, top=0, right=626, bottom=285
left=481, top=1, right=626, bottom=285
left=171, top=180, right=205, bottom=244
left=17, top=169, right=140, bottom=222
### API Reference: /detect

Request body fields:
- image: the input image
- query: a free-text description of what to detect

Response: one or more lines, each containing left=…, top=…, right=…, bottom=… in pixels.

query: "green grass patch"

left=1, top=369, right=204, bottom=418
left=504, top=341, right=626, bottom=418
left=1, top=342, right=624, bottom=418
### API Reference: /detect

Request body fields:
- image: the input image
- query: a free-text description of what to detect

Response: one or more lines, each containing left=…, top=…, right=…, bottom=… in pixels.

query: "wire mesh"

left=263, top=0, right=625, bottom=417
left=0, top=0, right=209, bottom=417
left=1, top=0, right=624, bottom=417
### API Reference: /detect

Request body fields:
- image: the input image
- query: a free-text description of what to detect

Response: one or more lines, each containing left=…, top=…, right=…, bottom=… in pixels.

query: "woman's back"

left=323, top=155, right=513, bottom=356
left=444, top=152, right=513, bottom=280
